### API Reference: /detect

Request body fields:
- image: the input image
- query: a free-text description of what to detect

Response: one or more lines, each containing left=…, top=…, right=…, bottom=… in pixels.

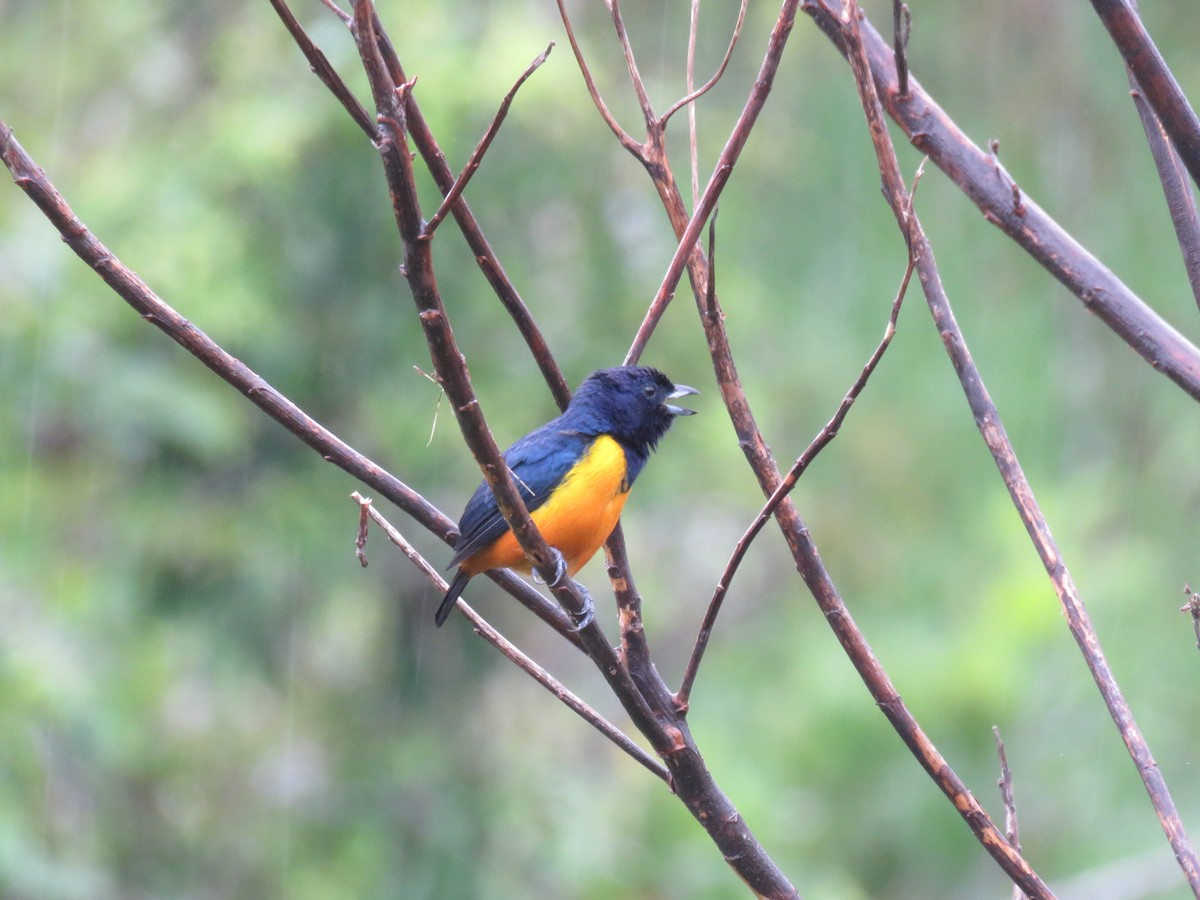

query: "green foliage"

left=2, top=1, right=1199, bottom=897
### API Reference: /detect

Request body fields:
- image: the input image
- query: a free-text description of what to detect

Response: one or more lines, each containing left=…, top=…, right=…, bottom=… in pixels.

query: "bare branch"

left=1090, top=0, right=1200, bottom=191
left=282, top=5, right=572, bottom=409
left=351, top=493, right=669, bottom=782
left=624, top=1, right=801, bottom=365
left=424, top=43, right=554, bottom=238
left=833, top=0, right=1199, bottom=890
left=677, top=249, right=914, bottom=708
left=554, top=0, right=643, bottom=155
left=993, top=727, right=1026, bottom=900
left=803, top=0, right=1200, bottom=403
left=0, top=118, right=580, bottom=640
left=267, top=0, right=375, bottom=137
left=660, top=0, right=750, bottom=128
left=608, top=0, right=657, bottom=129
left=1128, top=78, right=1200, bottom=314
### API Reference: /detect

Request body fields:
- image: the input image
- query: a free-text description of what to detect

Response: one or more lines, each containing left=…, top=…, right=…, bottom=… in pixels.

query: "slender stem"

left=624, top=2, right=801, bottom=365
left=992, top=727, right=1026, bottom=900
left=1127, top=76, right=1200, bottom=314
left=837, top=0, right=1198, bottom=891
left=608, top=0, right=657, bottom=128
left=803, top=0, right=1200, bottom=402
left=423, top=44, right=554, bottom=238
left=1089, top=0, right=1200, bottom=191
left=268, top=0, right=375, bottom=136
left=554, top=0, right=643, bottom=155
left=677, top=254, right=914, bottom=708
left=661, top=0, right=750, bottom=128
left=351, top=493, right=669, bottom=782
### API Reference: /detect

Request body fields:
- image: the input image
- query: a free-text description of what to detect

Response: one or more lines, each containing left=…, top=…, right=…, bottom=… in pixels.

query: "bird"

left=435, top=365, right=698, bottom=628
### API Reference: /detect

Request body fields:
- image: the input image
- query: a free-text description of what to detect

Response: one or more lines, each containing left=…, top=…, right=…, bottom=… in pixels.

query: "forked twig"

left=608, top=0, right=656, bottom=129
left=836, top=0, right=1198, bottom=891
left=624, top=3, right=802, bottom=365
left=279, top=1, right=572, bottom=408
left=555, top=0, right=642, bottom=154
left=993, top=727, right=1026, bottom=900
left=1128, top=77, right=1200, bottom=314
left=677, top=243, right=916, bottom=708
left=424, top=43, right=554, bottom=237
left=1089, top=0, right=1200, bottom=191
left=269, top=0, right=374, bottom=136
left=803, top=0, right=1200, bottom=402
left=351, top=493, right=668, bottom=782
left=661, top=0, right=750, bottom=127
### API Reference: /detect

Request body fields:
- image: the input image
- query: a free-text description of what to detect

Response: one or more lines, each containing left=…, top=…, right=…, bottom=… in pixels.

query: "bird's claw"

left=536, top=549, right=592, bottom=631
left=533, top=548, right=569, bottom=587
left=566, top=582, right=595, bottom=632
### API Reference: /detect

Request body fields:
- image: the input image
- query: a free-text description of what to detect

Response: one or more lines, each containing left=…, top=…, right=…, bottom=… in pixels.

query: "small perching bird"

left=436, top=366, right=698, bottom=627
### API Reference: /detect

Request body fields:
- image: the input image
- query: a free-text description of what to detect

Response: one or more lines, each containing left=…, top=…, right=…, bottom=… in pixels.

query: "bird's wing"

left=447, top=426, right=589, bottom=568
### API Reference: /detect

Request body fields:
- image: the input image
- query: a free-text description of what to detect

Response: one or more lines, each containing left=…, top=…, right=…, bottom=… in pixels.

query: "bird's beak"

left=665, top=384, right=699, bottom=416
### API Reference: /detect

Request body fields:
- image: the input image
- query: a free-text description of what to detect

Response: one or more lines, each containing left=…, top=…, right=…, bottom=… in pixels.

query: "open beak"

left=665, top=383, right=699, bottom=416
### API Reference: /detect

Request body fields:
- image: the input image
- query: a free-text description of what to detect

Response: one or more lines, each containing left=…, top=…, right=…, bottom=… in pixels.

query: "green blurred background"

left=2, top=1, right=1199, bottom=897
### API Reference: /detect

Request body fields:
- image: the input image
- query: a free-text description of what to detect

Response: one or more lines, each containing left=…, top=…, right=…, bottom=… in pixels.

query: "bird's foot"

left=533, top=548, right=569, bottom=587
left=534, top=550, right=592, bottom=631
left=565, top=581, right=594, bottom=632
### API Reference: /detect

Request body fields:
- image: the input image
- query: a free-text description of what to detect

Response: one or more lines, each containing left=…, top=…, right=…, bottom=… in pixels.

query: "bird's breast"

left=460, top=435, right=632, bottom=577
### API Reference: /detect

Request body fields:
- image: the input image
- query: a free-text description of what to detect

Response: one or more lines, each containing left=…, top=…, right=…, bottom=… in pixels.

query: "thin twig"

left=351, top=493, right=669, bottom=782
left=423, top=43, right=554, bottom=238
left=836, top=0, right=1199, bottom=891
left=0, top=118, right=577, bottom=639
left=608, top=0, right=657, bottom=129
left=802, top=0, right=1200, bottom=402
left=892, top=0, right=910, bottom=97
left=993, top=727, right=1026, bottom=900
left=686, top=0, right=701, bottom=211
left=1089, top=0, right=1200, bottom=192
left=661, top=0, right=750, bottom=128
left=282, top=4, right=571, bottom=409
left=1128, top=77, right=1200, bottom=314
left=268, top=0, right=374, bottom=137
left=677, top=248, right=915, bottom=708
left=317, top=0, right=351, bottom=25
left=624, top=2, right=801, bottom=366
left=554, top=0, right=643, bottom=155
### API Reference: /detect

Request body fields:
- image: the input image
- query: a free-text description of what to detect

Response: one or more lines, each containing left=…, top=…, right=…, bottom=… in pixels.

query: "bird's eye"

left=643, top=384, right=657, bottom=398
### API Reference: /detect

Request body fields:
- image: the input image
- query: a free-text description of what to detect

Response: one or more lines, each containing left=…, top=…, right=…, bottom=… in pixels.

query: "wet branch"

left=351, top=492, right=668, bottom=782
left=1127, top=76, right=1200, bottom=314
left=832, top=0, right=1199, bottom=891
left=803, top=0, right=1200, bottom=402
left=346, top=3, right=800, bottom=894
left=1090, top=0, right=1200, bottom=192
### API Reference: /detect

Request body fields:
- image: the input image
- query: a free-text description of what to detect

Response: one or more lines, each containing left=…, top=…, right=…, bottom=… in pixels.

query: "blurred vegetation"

left=2, top=1, right=1199, bottom=897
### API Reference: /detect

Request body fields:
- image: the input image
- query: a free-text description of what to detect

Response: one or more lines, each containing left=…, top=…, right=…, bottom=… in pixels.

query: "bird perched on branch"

left=436, top=365, right=698, bottom=628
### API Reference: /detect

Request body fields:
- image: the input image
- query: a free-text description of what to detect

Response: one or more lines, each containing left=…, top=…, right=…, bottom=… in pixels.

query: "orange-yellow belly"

left=461, top=434, right=630, bottom=577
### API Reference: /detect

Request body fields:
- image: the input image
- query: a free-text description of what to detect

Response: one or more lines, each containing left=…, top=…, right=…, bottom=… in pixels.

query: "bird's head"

left=570, top=366, right=698, bottom=453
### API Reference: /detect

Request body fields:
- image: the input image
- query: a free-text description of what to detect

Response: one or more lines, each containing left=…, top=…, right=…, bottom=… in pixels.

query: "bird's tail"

left=435, top=569, right=471, bottom=627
